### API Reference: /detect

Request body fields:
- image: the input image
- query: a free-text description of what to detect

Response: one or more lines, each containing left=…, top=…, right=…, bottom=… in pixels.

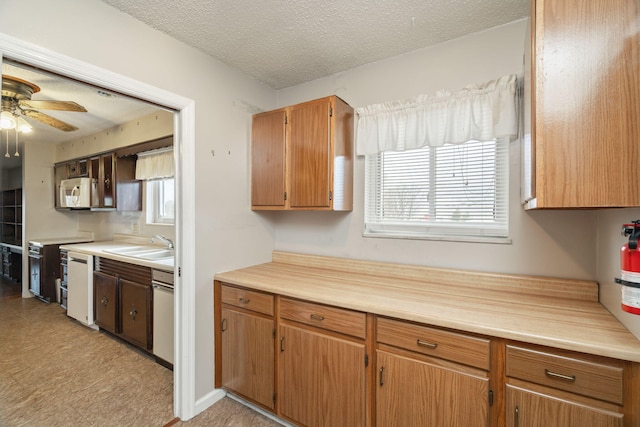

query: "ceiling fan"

left=1, top=75, right=87, bottom=132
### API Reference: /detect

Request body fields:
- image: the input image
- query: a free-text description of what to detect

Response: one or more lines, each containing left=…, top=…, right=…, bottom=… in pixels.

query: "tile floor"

left=0, top=280, right=279, bottom=426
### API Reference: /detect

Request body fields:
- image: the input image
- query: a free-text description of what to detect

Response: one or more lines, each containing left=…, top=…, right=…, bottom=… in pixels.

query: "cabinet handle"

left=416, top=339, right=438, bottom=349
left=379, top=367, right=384, bottom=386
left=130, top=305, right=137, bottom=321
left=104, top=176, right=111, bottom=189
left=310, top=314, right=325, bottom=321
left=101, top=297, right=108, bottom=306
left=238, top=297, right=250, bottom=304
left=221, top=318, right=227, bottom=332
left=545, top=369, right=576, bottom=382
left=280, top=336, right=285, bottom=352
left=514, top=406, right=519, bottom=427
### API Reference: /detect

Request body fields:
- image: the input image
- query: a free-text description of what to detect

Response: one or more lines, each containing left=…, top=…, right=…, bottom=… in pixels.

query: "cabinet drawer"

left=221, top=284, right=274, bottom=316
left=506, top=345, right=624, bottom=405
left=376, top=317, right=490, bottom=370
left=279, top=297, right=366, bottom=339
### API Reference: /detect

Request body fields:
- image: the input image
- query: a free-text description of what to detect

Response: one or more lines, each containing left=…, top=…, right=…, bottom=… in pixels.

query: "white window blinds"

left=365, top=139, right=509, bottom=239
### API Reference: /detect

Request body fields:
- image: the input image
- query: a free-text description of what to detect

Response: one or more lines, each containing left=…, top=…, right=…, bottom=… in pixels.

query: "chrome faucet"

left=152, top=235, right=174, bottom=249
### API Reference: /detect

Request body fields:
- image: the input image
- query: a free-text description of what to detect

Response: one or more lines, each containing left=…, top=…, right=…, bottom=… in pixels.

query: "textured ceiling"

left=102, top=0, right=530, bottom=89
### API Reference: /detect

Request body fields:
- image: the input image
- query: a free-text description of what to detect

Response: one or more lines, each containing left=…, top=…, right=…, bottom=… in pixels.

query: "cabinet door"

left=377, top=350, right=490, bottom=427
left=101, top=153, right=115, bottom=208
left=506, top=385, right=623, bottom=427
left=289, top=99, right=331, bottom=208
left=251, top=109, right=286, bottom=208
left=93, top=271, right=118, bottom=333
left=221, top=307, right=275, bottom=409
left=279, top=323, right=365, bottom=427
left=120, top=278, right=151, bottom=350
left=532, top=0, right=640, bottom=208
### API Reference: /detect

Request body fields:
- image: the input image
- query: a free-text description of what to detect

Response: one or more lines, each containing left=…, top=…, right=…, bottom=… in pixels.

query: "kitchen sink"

left=104, top=246, right=174, bottom=260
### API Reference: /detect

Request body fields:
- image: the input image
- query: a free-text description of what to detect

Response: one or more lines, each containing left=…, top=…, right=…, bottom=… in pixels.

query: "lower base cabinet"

left=376, top=350, right=490, bottom=427
left=220, top=307, right=275, bottom=410
left=94, top=271, right=118, bottom=332
left=279, top=323, right=366, bottom=427
left=93, top=257, right=152, bottom=352
left=506, top=385, right=623, bottom=427
left=213, top=281, right=640, bottom=427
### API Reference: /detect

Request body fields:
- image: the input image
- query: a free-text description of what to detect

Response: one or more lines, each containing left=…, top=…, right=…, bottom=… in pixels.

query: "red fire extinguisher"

left=617, top=221, right=640, bottom=315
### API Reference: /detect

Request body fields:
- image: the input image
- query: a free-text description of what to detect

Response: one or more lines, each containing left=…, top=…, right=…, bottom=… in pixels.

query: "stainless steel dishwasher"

left=152, top=269, right=174, bottom=367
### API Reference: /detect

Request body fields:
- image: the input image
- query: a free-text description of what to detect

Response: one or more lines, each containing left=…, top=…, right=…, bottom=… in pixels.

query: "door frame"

left=0, top=33, right=198, bottom=420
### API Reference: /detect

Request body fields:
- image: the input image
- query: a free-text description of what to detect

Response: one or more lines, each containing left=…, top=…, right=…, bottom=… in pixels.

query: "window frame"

left=363, top=138, right=510, bottom=243
left=145, top=178, right=175, bottom=225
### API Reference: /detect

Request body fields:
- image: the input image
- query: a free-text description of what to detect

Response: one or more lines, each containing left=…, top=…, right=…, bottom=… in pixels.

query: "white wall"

left=0, top=0, right=278, bottom=404
left=274, top=20, right=598, bottom=280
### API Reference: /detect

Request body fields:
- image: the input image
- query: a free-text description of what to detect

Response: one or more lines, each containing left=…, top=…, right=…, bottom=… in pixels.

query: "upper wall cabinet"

left=251, top=95, right=354, bottom=211
left=523, top=0, right=640, bottom=209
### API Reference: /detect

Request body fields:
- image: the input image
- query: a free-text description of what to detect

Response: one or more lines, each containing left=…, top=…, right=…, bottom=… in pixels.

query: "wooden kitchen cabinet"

left=216, top=284, right=276, bottom=410
left=523, top=0, right=640, bottom=208
left=55, top=151, right=141, bottom=211
left=120, top=278, right=152, bottom=350
left=278, top=297, right=366, bottom=427
left=505, top=343, right=634, bottom=427
left=251, top=95, right=353, bottom=211
left=93, top=270, right=118, bottom=333
left=94, top=257, right=153, bottom=351
left=376, top=317, right=491, bottom=427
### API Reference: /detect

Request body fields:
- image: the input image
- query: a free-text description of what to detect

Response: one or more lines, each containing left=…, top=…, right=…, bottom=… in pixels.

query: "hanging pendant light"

left=4, top=129, right=10, bottom=158
left=14, top=128, right=19, bottom=157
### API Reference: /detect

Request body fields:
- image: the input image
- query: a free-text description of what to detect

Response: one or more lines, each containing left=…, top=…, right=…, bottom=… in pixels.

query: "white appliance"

left=59, top=177, right=94, bottom=208
left=67, top=251, right=97, bottom=328
left=152, top=269, right=174, bottom=366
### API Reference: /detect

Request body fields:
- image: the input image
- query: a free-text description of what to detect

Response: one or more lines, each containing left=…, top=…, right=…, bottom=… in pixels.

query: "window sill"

left=363, top=230, right=512, bottom=245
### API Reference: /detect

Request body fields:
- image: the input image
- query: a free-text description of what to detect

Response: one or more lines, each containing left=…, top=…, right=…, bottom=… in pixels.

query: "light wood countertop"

left=214, top=251, right=640, bottom=363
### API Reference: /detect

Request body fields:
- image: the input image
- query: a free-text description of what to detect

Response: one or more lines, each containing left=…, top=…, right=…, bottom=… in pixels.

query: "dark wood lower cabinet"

left=93, top=257, right=152, bottom=352
left=94, top=271, right=118, bottom=333
left=120, top=278, right=151, bottom=350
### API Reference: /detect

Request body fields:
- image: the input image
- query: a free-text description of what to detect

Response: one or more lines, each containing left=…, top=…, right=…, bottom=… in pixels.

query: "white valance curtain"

left=135, top=148, right=174, bottom=180
left=355, top=74, right=518, bottom=156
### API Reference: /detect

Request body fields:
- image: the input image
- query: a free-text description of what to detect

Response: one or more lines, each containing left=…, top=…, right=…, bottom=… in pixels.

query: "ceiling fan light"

left=16, top=116, right=32, bottom=133
left=0, top=111, right=16, bottom=130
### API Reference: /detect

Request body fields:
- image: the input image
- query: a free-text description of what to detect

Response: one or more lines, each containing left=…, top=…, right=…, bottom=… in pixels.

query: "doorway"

left=0, top=33, right=197, bottom=420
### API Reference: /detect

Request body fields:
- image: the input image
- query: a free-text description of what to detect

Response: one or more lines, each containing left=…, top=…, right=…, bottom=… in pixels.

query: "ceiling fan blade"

left=18, top=100, right=87, bottom=112
left=21, top=110, right=79, bottom=132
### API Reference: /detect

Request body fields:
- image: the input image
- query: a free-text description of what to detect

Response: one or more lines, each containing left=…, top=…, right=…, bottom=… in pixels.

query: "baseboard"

left=194, top=388, right=226, bottom=417
left=226, top=393, right=295, bottom=427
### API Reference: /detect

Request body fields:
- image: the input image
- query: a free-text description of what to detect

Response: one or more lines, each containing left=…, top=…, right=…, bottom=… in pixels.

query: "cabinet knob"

left=130, top=306, right=137, bottom=320
left=101, top=297, right=108, bottom=306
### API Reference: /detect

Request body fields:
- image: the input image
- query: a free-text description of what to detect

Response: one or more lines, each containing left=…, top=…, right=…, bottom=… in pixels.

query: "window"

left=146, top=178, right=175, bottom=225
left=364, top=138, right=509, bottom=241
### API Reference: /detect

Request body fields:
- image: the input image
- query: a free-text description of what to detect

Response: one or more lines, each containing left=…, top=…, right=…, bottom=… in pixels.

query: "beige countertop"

left=214, top=251, right=640, bottom=363
left=60, top=235, right=174, bottom=272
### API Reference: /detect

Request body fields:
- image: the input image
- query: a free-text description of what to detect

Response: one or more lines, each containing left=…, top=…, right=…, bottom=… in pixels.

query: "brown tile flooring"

left=0, top=279, right=279, bottom=426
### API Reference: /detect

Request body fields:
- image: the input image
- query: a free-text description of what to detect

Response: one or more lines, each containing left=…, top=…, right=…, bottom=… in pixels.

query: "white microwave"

left=59, top=177, right=94, bottom=208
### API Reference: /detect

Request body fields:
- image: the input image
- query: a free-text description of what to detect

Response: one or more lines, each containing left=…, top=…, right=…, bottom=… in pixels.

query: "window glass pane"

left=365, top=139, right=508, bottom=240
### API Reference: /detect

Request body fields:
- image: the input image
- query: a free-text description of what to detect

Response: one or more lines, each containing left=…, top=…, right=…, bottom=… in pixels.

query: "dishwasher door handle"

left=69, top=258, right=88, bottom=264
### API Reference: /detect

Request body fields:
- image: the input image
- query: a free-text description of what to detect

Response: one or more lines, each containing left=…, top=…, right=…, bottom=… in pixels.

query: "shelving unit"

left=0, top=188, right=22, bottom=245
left=0, top=188, right=22, bottom=282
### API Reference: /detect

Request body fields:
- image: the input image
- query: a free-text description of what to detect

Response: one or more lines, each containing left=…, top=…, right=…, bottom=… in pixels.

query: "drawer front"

left=376, top=316, right=490, bottom=370
left=221, top=284, right=274, bottom=316
left=279, top=297, right=366, bottom=339
left=506, top=345, right=624, bottom=405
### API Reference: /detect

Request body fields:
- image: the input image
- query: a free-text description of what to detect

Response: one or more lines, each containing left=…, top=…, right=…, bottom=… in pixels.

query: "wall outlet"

left=132, top=223, right=139, bottom=233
